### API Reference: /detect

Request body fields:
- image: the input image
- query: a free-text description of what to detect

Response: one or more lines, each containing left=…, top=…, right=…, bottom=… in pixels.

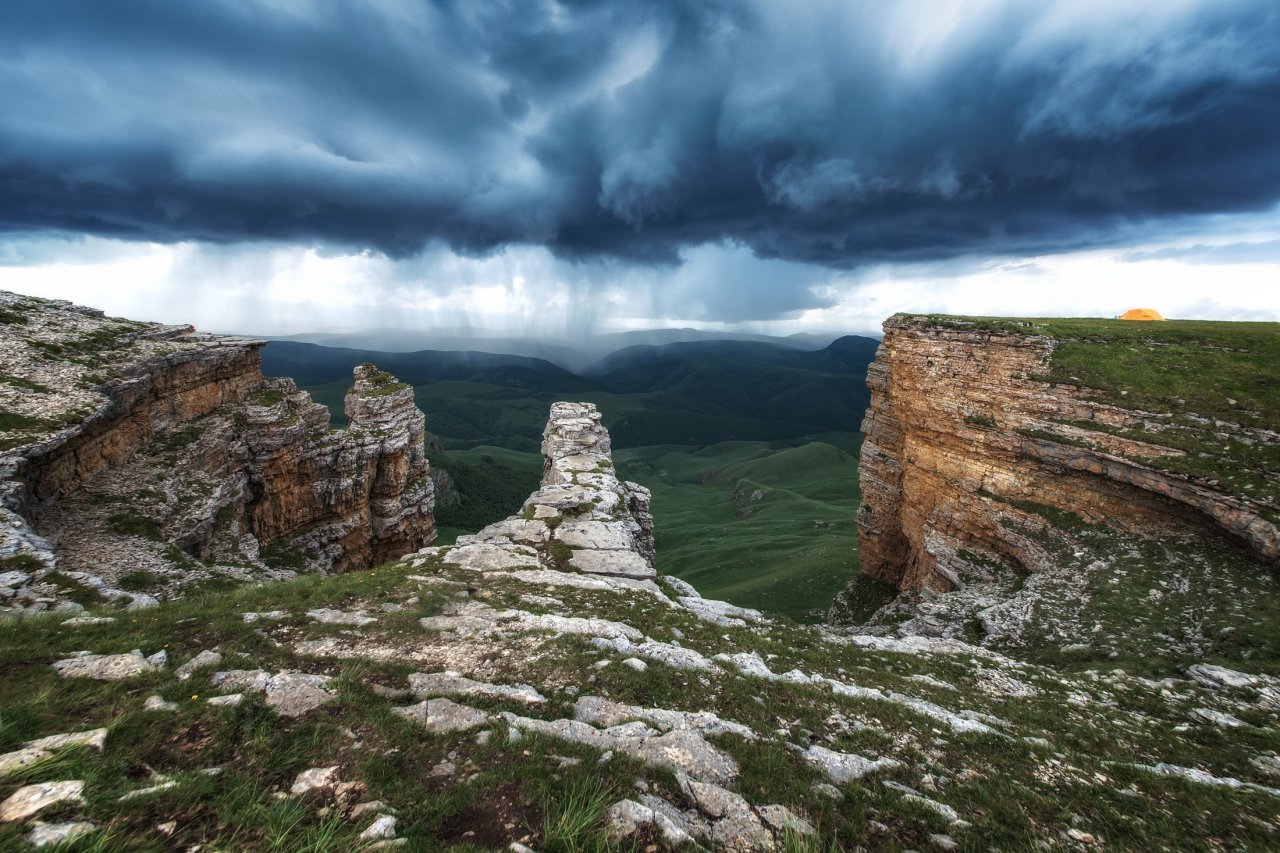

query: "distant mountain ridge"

left=259, top=335, right=880, bottom=449
left=263, top=326, right=853, bottom=372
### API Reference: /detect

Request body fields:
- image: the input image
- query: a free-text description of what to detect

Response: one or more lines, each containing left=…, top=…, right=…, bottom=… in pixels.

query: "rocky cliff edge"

left=0, top=291, right=435, bottom=614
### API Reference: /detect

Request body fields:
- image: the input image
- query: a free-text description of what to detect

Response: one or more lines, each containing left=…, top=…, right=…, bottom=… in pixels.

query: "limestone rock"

left=175, top=649, right=223, bottom=680
left=211, top=669, right=272, bottom=692
left=358, top=815, right=397, bottom=841
left=290, top=766, right=340, bottom=795
left=801, top=745, right=900, bottom=783
left=408, top=671, right=546, bottom=704
left=574, top=696, right=756, bottom=741
left=0, top=293, right=438, bottom=615
left=265, top=672, right=335, bottom=716
left=393, top=698, right=492, bottom=734
left=0, top=780, right=84, bottom=822
left=52, top=650, right=159, bottom=680
left=307, top=608, right=376, bottom=626
left=502, top=712, right=738, bottom=784
left=26, top=821, right=97, bottom=847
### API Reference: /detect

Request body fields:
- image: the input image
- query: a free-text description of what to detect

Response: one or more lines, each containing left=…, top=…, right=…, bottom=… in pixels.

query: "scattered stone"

left=592, top=635, right=719, bottom=672
left=265, top=672, right=335, bottom=716
left=176, top=650, right=223, bottom=680
left=144, top=695, right=179, bottom=712
left=0, top=748, right=52, bottom=778
left=677, top=775, right=774, bottom=850
left=0, top=732, right=104, bottom=780
left=52, top=650, right=159, bottom=680
left=575, top=696, right=757, bottom=741
left=307, top=608, right=376, bottom=626
left=0, top=780, right=84, bottom=822
left=717, top=651, right=812, bottom=684
left=146, top=650, right=168, bottom=667
left=358, top=814, right=397, bottom=841
left=903, top=793, right=962, bottom=824
left=291, top=766, right=340, bottom=795
left=26, top=729, right=107, bottom=753
left=621, top=657, right=647, bottom=672
left=242, top=610, right=287, bottom=623
left=1187, top=664, right=1266, bottom=690
left=207, top=693, right=244, bottom=707
left=930, top=832, right=959, bottom=850
left=679, top=596, right=765, bottom=627
left=350, top=801, right=389, bottom=819
left=1127, top=762, right=1280, bottom=798
left=801, top=745, right=900, bottom=784
left=26, top=821, right=97, bottom=847
left=118, top=775, right=179, bottom=801
left=503, top=712, right=739, bottom=784
left=1192, top=707, right=1246, bottom=728
left=408, top=671, right=546, bottom=704
left=757, top=804, right=816, bottom=837
left=60, top=616, right=116, bottom=627
left=603, top=799, right=694, bottom=846
left=394, top=698, right=492, bottom=734
left=211, top=669, right=272, bottom=692
left=156, top=821, right=177, bottom=835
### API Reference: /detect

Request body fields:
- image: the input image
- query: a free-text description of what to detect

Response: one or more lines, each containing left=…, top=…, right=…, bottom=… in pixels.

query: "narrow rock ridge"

left=0, top=292, right=434, bottom=614
left=427, top=402, right=656, bottom=582
left=849, top=314, right=1276, bottom=598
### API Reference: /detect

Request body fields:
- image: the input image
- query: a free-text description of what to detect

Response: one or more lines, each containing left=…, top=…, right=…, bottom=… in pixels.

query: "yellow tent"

left=1118, top=308, right=1165, bottom=321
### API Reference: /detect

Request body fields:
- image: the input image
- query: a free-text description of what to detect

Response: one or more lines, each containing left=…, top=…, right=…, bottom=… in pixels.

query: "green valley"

left=262, top=337, right=878, bottom=621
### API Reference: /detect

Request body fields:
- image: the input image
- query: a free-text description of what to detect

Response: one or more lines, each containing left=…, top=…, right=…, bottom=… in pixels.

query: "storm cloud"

left=1, top=0, right=1279, bottom=269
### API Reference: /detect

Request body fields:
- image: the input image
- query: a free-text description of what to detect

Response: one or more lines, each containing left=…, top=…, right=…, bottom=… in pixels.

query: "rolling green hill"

left=616, top=440, right=862, bottom=621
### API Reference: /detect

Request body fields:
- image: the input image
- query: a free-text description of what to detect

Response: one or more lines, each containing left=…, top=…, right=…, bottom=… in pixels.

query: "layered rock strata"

left=851, top=315, right=1277, bottom=600
left=0, top=292, right=434, bottom=613
left=834, top=315, right=1280, bottom=640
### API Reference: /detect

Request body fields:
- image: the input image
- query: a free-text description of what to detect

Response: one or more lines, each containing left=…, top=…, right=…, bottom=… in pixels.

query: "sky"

left=1, top=0, right=1278, bottom=339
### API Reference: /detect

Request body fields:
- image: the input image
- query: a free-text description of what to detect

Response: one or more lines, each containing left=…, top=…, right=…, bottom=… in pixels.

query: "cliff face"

left=0, top=292, right=434, bottom=613
left=834, top=314, right=1280, bottom=649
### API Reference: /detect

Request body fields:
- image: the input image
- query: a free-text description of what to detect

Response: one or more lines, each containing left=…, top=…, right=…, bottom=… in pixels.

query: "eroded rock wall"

left=0, top=292, right=435, bottom=613
left=852, top=315, right=1277, bottom=597
left=244, top=365, right=435, bottom=573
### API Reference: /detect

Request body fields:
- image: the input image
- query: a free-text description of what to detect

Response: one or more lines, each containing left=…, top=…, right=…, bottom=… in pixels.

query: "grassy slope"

left=4, top=553, right=1280, bottom=851
left=616, top=441, right=861, bottom=622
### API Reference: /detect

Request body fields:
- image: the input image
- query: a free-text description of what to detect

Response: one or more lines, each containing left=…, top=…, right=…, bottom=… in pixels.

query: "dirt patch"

left=437, top=780, right=542, bottom=848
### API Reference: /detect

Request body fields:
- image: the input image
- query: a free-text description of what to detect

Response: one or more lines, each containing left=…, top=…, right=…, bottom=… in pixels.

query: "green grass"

left=4, top=546, right=1280, bottom=849
left=616, top=439, right=861, bottom=621
left=427, top=445, right=544, bottom=532
left=105, top=512, right=164, bottom=542
left=0, top=372, right=49, bottom=393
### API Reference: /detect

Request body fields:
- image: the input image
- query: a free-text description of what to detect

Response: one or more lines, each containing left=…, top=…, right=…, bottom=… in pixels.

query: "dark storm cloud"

left=1, top=0, right=1279, bottom=268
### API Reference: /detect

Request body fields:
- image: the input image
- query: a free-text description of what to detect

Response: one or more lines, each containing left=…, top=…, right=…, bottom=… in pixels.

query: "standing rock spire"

left=429, top=402, right=655, bottom=580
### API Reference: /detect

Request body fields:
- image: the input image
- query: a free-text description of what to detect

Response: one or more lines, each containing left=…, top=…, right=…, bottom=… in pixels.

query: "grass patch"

left=105, top=512, right=164, bottom=541
left=0, top=553, right=44, bottom=572
left=117, top=570, right=165, bottom=592
left=0, top=372, right=49, bottom=392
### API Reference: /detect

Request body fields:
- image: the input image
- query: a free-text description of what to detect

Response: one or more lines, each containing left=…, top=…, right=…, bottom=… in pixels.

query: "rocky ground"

left=3, top=403, right=1279, bottom=850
